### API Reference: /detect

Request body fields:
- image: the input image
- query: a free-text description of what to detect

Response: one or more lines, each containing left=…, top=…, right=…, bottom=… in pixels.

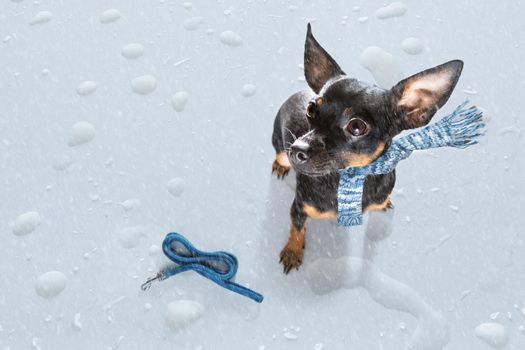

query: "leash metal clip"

left=140, top=271, right=166, bottom=291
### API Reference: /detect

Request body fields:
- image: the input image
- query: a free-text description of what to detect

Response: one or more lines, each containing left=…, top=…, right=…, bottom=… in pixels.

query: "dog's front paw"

left=272, top=159, right=290, bottom=179
left=279, top=245, right=304, bottom=274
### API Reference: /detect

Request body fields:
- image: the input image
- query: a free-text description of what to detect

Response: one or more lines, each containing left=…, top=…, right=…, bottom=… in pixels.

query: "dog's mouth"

left=290, top=147, right=385, bottom=176
left=294, top=167, right=337, bottom=177
left=289, top=151, right=345, bottom=176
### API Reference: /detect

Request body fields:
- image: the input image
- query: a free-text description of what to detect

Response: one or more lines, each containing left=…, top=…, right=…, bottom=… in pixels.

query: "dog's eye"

left=346, top=118, right=369, bottom=136
left=306, top=101, right=317, bottom=120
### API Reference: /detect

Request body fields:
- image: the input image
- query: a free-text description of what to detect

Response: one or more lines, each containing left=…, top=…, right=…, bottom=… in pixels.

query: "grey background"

left=1, top=1, right=524, bottom=349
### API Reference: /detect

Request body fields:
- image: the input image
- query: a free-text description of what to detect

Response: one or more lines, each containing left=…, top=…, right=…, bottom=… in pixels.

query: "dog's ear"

left=391, top=60, right=463, bottom=129
left=304, top=23, right=345, bottom=94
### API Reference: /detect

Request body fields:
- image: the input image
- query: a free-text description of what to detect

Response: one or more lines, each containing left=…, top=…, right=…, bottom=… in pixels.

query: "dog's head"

left=290, top=24, right=463, bottom=175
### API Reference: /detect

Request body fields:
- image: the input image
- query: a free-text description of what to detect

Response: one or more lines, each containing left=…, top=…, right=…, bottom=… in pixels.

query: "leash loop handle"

left=142, top=232, right=264, bottom=303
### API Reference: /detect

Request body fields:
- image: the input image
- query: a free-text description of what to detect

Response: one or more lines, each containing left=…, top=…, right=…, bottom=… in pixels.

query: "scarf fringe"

left=433, top=100, right=486, bottom=148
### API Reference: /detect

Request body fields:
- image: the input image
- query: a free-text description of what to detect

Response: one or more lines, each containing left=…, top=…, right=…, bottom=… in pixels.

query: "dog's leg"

left=272, top=152, right=291, bottom=179
left=279, top=199, right=307, bottom=274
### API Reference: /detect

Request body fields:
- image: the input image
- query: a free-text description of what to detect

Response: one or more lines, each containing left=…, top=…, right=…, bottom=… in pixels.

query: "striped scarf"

left=337, top=101, right=485, bottom=226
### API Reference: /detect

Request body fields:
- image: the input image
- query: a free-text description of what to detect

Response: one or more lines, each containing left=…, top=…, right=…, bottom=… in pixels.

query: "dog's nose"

left=290, top=141, right=310, bottom=164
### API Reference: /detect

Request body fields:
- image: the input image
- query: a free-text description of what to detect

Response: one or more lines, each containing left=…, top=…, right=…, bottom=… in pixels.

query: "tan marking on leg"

left=272, top=152, right=291, bottom=179
left=345, top=142, right=386, bottom=167
left=279, top=225, right=306, bottom=274
left=276, top=151, right=291, bottom=167
left=303, top=203, right=337, bottom=219
left=364, top=197, right=393, bottom=212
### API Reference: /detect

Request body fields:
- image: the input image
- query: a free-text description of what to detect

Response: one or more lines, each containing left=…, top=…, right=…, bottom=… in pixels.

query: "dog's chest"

left=295, top=173, right=339, bottom=212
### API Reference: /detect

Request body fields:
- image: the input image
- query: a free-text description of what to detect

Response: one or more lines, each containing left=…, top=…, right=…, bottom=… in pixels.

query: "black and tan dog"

left=272, top=24, right=463, bottom=273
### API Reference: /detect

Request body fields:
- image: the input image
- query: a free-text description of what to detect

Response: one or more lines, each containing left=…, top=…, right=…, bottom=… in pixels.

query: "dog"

left=272, top=24, right=463, bottom=273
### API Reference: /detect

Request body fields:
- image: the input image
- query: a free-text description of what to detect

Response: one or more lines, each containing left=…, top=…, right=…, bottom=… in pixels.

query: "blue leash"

left=141, top=232, right=264, bottom=303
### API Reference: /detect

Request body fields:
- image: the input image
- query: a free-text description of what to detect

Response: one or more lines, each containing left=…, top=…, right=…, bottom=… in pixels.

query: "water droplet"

left=360, top=46, right=403, bottom=88
left=131, top=75, right=157, bottom=95
left=118, top=226, right=146, bottom=249
left=12, top=211, right=42, bottom=236
left=121, top=43, right=145, bottom=59
left=283, top=332, right=298, bottom=340
left=449, top=205, right=459, bottom=212
left=375, top=2, right=408, bottom=19
left=168, top=178, right=185, bottom=197
left=164, top=300, right=205, bottom=329
left=29, top=11, right=53, bottom=25
left=100, top=9, right=122, bottom=24
left=34, top=271, right=67, bottom=298
left=475, top=323, right=508, bottom=348
left=401, top=37, right=424, bottom=55
left=121, top=198, right=141, bottom=211
left=220, top=31, right=243, bottom=47
left=68, top=121, right=95, bottom=146
left=241, top=84, right=257, bottom=97
left=72, top=313, right=82, bottom=331
left=171, top=91, right=189, bottom=112
left=76, top=81, right=98, bottom=96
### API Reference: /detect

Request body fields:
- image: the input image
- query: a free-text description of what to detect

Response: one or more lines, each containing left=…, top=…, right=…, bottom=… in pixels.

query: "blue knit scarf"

left=337, top=101, right=485, bottom=226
